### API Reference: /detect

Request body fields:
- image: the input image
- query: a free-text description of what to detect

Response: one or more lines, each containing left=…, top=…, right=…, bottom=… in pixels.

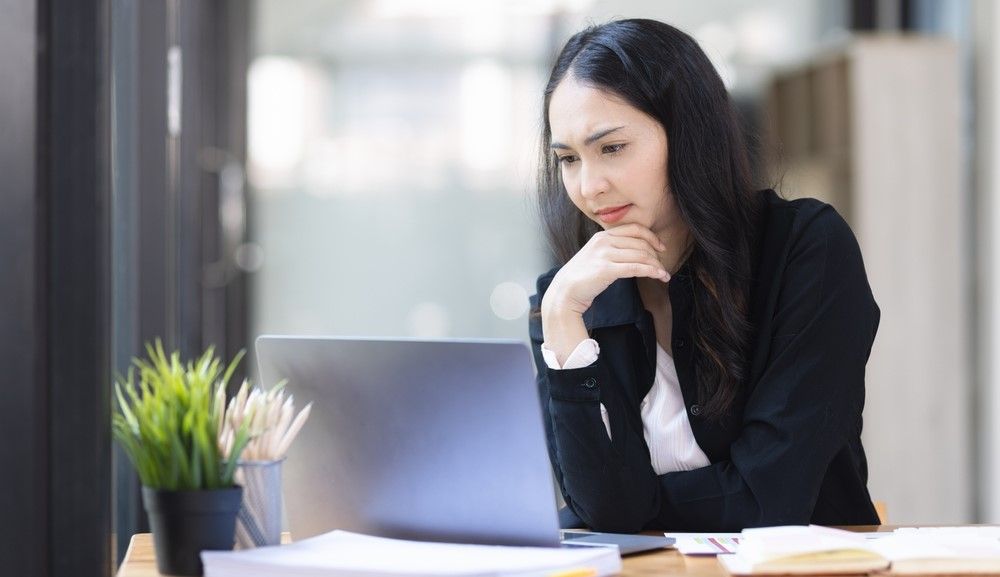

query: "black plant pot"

left=142, top=485, right=243, bottom=576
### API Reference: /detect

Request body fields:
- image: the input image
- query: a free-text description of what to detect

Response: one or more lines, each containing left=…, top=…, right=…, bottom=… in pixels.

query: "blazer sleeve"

left=529, top=204, right=880, bottom=533
left=529, top=281, right=662, bottom=533
left=653, top=205, right=880, bottom=530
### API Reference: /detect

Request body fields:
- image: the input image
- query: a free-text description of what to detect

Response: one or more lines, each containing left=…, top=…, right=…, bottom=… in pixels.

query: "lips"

left=595, top=204, right=631, bottom=224
left=595, top=204, right=631, bottom=215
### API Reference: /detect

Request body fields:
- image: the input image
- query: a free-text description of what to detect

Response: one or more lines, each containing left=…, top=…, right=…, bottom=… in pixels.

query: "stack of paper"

left=716, top=525, right=1000, bottom=575
left=200, top=530, right=622, bottom=577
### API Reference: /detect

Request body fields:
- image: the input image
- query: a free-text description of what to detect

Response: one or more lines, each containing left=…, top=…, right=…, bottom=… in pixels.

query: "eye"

left=602, top=143, right=626, bottom=155
left=557, top=155, right=578, bottom=165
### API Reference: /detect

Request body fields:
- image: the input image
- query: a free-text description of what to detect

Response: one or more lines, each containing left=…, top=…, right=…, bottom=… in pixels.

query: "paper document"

left=201, top=529, right=622, bottom=577
left=666, top=529, right=890, bottom=556
left=663, top=532, right=742, bottom=555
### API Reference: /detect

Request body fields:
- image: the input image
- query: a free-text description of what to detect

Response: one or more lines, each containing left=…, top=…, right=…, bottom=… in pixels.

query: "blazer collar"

left=585, top=258, right=694, bottom=330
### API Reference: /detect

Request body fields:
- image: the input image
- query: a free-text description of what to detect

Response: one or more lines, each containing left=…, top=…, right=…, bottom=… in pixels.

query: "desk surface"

left=117, top=526, right=893, bottom=577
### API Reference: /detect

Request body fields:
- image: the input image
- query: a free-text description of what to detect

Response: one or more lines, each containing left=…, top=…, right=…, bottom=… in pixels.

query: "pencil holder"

left=234, top=458, right=285, bottom=548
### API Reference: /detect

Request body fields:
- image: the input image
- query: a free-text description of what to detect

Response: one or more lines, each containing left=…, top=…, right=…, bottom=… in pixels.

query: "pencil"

left=546, top=568, right=598, bottom=577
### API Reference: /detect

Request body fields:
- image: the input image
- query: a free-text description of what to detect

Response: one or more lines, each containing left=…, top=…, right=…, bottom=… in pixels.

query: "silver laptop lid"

left=255, top=335, right=561, bottom=547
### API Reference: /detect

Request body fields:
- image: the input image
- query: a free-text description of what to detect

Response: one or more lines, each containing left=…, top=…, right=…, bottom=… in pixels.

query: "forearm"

left=542, top=359, right=661, bottom=533
left=653, top=460, right=764, bottom=531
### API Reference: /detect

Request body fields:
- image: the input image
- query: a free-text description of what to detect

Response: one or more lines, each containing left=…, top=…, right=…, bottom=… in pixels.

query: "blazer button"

left=673, top=337, right=686, bottom=349
left=689, top=404, right=702, bottom=416
left=582, top=377, right=597, bottom=389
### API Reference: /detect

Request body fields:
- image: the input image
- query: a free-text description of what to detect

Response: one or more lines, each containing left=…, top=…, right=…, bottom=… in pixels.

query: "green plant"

left=112, top=340, right=253, bottom=491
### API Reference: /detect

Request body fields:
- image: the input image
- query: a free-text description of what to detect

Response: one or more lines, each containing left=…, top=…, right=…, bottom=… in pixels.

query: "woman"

left=528, top=18, right=881, bottom=532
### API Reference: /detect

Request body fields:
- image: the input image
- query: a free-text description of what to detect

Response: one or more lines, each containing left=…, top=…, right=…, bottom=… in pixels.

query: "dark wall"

left=0, top=0, right=250, bottom=574
left=0, top=0, right=112, bottom=576
left=0, top=1, right=48, bottom=576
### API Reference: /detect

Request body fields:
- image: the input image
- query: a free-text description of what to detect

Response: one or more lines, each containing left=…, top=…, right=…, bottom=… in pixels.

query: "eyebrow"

left=550, top=126, right=625, bottom=150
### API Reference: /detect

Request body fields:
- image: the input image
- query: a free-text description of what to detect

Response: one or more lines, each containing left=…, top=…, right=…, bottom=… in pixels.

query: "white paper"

left=738, top=525, right=869, bottom=564
left=871, top=527, right=1000, bottom=561
left=201, top=529, right=622, bottom=577
left=663, top=532, right=742, bottom=555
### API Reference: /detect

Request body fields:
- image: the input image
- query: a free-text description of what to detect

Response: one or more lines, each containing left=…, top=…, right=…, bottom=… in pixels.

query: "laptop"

left=255, top=335, right=673, bottom=555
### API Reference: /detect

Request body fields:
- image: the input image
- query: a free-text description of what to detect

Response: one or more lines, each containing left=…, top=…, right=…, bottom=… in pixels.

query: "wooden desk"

left=117, top=527, right=891, bottom=577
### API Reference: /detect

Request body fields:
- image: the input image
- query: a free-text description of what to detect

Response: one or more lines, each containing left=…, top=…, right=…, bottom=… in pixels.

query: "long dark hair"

left=535, top=18, right=764, bottom=420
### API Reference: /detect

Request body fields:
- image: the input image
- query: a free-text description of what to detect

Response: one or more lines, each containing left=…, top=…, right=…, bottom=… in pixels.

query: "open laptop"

left=255, top=335, right=673, bottom=555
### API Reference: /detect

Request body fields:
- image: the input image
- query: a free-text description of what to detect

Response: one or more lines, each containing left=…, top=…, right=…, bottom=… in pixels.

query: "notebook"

left=200, top=529, right=622, bottom=577
left=717, top=525, right=1000, bottom=575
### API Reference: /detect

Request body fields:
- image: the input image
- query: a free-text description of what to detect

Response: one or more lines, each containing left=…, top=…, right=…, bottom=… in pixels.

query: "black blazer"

left=527, top=189, right=881, bottom=532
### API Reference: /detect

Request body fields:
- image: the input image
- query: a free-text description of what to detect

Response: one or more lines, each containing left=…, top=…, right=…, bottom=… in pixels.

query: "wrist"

left=541, top=293, right=585, bottom=320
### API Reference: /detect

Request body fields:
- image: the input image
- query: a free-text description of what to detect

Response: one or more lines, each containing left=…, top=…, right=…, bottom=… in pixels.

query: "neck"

left=655, top=225, right=694, bottom=275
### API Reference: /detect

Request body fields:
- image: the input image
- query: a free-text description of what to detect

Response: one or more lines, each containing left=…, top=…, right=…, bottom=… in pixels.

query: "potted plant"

left=112, top=340, right=254, bottom=576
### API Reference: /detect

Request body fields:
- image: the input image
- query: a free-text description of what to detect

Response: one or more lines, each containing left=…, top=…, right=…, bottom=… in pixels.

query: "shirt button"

left=689, top=404, right=702, bottom=416
left=582, top=377, right=597, bottom=389
left=674, top=338, right=686, bottom=349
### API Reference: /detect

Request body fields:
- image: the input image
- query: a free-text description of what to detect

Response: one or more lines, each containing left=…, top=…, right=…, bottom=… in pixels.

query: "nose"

left=578, top=161, right=608, bottom=200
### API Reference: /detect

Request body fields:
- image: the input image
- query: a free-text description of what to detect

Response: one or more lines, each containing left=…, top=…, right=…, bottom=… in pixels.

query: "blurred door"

left=109, top=0, right=252, bottom=564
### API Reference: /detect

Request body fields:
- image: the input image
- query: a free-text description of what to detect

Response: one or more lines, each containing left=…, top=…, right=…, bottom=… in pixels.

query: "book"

left=718, top=525, right=887, bottom=575
left=717, top=525, right=1000, bottom=575
left=200, top=529, right=622, bottom=577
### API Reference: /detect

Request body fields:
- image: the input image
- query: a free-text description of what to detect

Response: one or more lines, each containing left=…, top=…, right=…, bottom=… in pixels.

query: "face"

left=548, top=73, right=681, bottom=237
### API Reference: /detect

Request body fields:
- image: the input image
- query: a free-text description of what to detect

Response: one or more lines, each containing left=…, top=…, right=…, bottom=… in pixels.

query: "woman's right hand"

left=542, top=223, right=670, bottom=317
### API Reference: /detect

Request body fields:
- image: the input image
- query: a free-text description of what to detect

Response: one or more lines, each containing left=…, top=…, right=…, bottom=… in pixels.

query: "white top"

left=540, top=338, right=710, bottom=475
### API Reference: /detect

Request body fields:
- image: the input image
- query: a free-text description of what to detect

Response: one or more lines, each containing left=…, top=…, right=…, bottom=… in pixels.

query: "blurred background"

left=244, top=0, right=983, bottom=532
left=3, top=1, right=1000, bottom=575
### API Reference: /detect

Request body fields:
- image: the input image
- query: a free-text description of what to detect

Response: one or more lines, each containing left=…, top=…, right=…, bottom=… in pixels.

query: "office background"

left=2, top=1, right=999, bottom=576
